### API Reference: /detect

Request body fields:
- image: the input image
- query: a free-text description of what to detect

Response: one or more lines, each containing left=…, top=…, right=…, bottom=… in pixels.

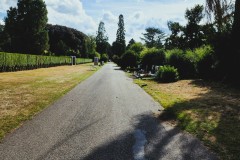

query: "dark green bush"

left=141, top=48, right=166, bottom=70
left=121, top=50, right=138, bottom=69
left=195, top=45, right=214, bottom=79
left=112, top=55, right=120, bottom=65
left=100, top=53, right=108, bottom=62
left=156, top=65, right=179, bottom=82
left=166, top=49, right=196, bottom=79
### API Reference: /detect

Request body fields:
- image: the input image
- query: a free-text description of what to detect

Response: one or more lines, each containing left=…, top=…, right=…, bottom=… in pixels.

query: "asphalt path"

left=0, top=63, right=218, bottom=160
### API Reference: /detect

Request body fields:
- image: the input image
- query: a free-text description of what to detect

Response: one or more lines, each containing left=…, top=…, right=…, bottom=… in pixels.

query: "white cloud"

left=46, top=0, right=97, bottom=33
left=0, top=0, right=207, bottom=43
left=102, top=11, right=117, bottom=23
left=0, top=0, right=16, bottom=13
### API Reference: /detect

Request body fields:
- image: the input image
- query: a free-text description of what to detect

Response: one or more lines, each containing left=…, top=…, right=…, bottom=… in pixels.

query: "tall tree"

left=165, top=21, right=185, bottom=49
left=4, top=0, right=49, bottom=54
left=112, top=14, right=126, bottom=57
left=206, top=0, right=240, bottom=83
left=184, top=5, right=205, bottom=49
left=126, top=38, right=136, bottom=49
left=85, top=35, right=97, bottom=58
left=141, top=27, right=165, bottom=48
left=206, top=0, right=234, bottom=32
left=96, top=21, right=108, bottom=54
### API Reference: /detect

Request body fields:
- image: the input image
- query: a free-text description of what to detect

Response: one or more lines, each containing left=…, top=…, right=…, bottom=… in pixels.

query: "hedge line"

left=0, top=52, right=92, bottom=72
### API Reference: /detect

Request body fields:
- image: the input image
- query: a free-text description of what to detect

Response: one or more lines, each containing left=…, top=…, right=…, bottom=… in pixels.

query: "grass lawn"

left=134, top=78, right=240, bottom=160
left=0, top=63, right=99, bottom=141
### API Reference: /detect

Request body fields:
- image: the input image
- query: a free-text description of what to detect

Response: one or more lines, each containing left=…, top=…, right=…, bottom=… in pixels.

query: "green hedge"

left=0, top=52, right=92, bottom=72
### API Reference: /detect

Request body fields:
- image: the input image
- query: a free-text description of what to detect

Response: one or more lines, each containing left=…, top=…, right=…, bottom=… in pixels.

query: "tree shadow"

left=158, top=79, right=240, bottom=160
left=81, top=113, right=217, bottom=160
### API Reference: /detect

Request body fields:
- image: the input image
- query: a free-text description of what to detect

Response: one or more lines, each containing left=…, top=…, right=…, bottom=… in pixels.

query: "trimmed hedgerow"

left=0, top=52, right=92, bottom=72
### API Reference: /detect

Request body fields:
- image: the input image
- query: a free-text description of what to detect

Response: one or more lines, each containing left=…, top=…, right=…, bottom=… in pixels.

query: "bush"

left=156, top=65, right=179, bottom=82
left=100, top=53, right=108, bottom=62
left=195, top=45, right=215, bottom=79
left=112, top=55, right=120, bottom=65
left=166, top=49, right=196, bottom=79
left=121, top=50, right=138, bottom=69
left=141, top=48, right=166, bottom=70
left=128, top=42, right=144, bottom=55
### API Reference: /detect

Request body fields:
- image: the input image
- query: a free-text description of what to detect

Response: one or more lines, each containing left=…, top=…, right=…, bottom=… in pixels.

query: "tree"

left=206, top=0, right=234, bottom=32
left=96, top=21, right=108, bottom=54
left=112, top=14, right=126, bottom=57
left=4, top=0, right=49, bottom=54
left=206, top=0, right=240, bottom=84
left=86, top=35, right=97, bottom=58
left=141, top=27, right=165, bottom=48
left=128, top=42, right=144, bottom=55
left=126, top=38, right=136, bottom=49
left=165, top=21, right=185, bottom=49
left=47, top=24, right=87, bottom=57
left=184, top=5, right=205, bottom=49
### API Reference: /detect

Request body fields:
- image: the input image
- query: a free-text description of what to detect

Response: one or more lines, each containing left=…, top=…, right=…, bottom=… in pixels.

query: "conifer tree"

left=96, top=21, right=108, bottom=54
left=112, top=14, right=126, bottom=57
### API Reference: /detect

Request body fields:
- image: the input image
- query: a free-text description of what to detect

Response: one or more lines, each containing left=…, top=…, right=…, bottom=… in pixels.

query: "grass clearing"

left=134, top=78, right=240, bottom=160
left=0, top=63, right=99, bottom=140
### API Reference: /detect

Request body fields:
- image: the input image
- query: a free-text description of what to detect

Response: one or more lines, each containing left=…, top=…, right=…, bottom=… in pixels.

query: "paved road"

left=0, top=63, right=218, bottom=160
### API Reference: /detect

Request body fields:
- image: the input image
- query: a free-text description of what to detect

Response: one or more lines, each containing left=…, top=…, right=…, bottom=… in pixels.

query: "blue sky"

left=0, top=0, right=205, bottom=43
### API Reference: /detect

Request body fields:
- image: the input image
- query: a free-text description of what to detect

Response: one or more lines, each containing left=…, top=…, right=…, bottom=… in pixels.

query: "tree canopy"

left=96, top=21, right=109, bottom=54
left=4, top=0, right=49, bottom=54
left=141, top=27, right=165, bottom=48
left=47, top=24, right=88, bottom=57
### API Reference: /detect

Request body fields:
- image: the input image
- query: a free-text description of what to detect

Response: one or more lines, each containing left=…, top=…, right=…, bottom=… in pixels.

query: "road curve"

left=0, top=63, right=218, bottom=160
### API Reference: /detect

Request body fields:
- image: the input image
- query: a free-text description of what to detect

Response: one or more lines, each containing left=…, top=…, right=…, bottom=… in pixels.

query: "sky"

left=0, top=0, right=206, bottom=43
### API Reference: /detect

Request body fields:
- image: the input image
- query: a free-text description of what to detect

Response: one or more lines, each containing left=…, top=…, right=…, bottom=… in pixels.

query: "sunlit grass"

left=0, top=63, right=99, bottom=140
left=134, top=78, right=240, bottom=160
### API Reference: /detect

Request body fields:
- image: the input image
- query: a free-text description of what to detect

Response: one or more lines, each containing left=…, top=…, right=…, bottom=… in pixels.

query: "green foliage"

left=86, top=35, right=97, bottom=58
left=128, top=42, right=144, bottom=55
left=90, top=51, right=100, bottom=60
left=195, top=45, right=215, bottom=79
left=112, top=55, right=121, bottom=65
left=100, top=54, right=109, bottom=62
left=96, top=21, right=109, bottom=54
left=166, top=49, right=196, bottom=79
left=120, top=50, right=138, bottom=69
left=156, top=65, right=179, bottom=82
left=141, top=48, right=166, bottom=69
left=165, top=21, right=185, bottom=50
left=4, top=0, right=49, bottom=54
left=141, top=27, right=165, bottom=48
left=112, top=14, right=126, bottom=57
left=126, top=38, right=136, bottom=49
left=184, top=5, right=205, bottom=49
left=47, top=24, right=87, bottom=57
left=0, top=52, right=92, bottom=72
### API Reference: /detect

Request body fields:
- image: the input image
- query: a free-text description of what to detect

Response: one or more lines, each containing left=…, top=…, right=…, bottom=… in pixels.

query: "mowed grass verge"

left=134, top=78, right=240, bottom=160
left=0, top=63, right=99, bottom=140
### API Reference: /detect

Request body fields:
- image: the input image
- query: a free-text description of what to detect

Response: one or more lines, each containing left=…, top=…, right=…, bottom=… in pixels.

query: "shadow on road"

left=81, top=113, right=217, bottom=160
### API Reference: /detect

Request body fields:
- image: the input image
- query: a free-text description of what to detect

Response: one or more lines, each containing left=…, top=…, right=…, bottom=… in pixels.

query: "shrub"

left=141, top=48, right=166, bottom=70
left=195, top=45, right=214, bottom=79
left=100, top=53, right=108, bottom=62
left=128, top=42, right=144, bottom=55
left=156, top=65, right=179, bottom=82
left=121, top=50, right=138, bottom=69
left=166, top=49, right=196, bottom=79
left=112, top=55, right=121, bottom=65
